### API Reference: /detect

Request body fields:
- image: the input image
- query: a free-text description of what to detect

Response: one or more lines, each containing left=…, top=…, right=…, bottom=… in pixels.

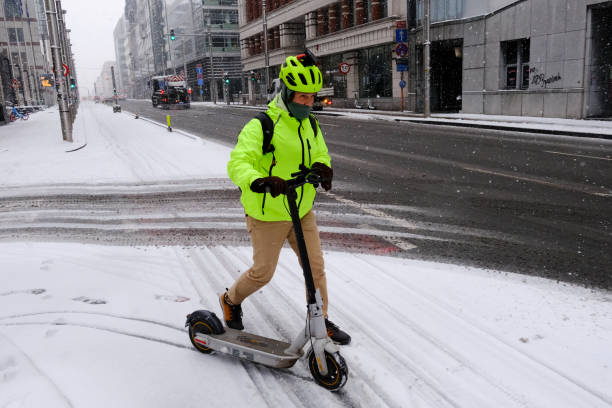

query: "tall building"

left=1, top=0, right=54, bottom=109
left=122, top=0, right=169, bottom=98
left=239, top=0, right=401, bottom=107
left=113, top=16, right=130, bottom=97
left=184, top=0, right=241, bottom=100
left=406, top=0, right=612, bottom=118
left=94, top=61, right=117, bottom=99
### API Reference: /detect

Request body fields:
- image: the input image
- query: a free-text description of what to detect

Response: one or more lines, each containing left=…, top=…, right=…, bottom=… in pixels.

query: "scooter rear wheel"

left=188, top=321, right=215, bottom=354
left=307, top=350, right=348, bottom=391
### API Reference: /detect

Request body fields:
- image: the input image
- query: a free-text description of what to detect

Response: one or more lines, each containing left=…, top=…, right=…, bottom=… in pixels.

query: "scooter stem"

left=286, top=187, right=317, bottom=305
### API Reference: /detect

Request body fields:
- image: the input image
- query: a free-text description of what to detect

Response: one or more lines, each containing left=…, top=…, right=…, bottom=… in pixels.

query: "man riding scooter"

left=220, top=50, right=351, bottom=346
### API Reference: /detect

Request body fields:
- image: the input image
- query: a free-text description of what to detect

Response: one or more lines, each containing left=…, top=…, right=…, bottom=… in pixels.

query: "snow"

left=1, top=103, right=611, bottom=407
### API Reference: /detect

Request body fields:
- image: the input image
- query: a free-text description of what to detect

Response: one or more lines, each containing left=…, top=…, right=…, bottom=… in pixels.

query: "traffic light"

left=249, top=70, right=256, bottom=81
left=70, top=78, right=76, bottom=89
left=223, top=72, right=230, bottom=84
left=170, top=29, right=175, bottom=41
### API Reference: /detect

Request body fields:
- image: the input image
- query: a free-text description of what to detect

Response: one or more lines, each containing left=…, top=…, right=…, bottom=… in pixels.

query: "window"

left=358, top=45, right=392, bottom=98
left=8, top=28, right=25, bottom=42
left=416, top=0, right=462, bottom=23
left=4, top=0, right=22, bottom=17
left=502, top=39, right=530, bottom=90
left=209, top=10, right=238, bottom=25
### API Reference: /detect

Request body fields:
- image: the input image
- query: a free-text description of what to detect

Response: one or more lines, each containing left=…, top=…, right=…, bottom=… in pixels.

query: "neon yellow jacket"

left=227, top=94, right=331, bottom=221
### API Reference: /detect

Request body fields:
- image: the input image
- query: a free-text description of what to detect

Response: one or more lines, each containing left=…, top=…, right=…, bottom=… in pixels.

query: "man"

left=221, top=51, right=351, bottom=345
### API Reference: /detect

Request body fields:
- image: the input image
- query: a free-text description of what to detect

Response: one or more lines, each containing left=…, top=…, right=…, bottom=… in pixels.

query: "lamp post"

left=423, top=0, right=431, bottom=117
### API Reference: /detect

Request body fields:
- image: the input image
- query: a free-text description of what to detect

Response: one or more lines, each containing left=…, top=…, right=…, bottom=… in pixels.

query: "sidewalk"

left=189, top=100, right=612, bottom=139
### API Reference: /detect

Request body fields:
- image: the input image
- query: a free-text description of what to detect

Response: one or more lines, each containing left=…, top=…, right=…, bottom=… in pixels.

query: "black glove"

left=250, top=176, right=288, bottom=198
left=311, top=162, right=333, bottom=191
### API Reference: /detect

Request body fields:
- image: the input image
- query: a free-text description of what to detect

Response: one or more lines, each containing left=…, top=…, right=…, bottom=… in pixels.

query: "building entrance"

left=430, top=39, right=463, bottom=112
left=588, top=2, right=612, bottom=118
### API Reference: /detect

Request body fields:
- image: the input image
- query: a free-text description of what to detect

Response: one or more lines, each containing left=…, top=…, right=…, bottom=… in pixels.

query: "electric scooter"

left=185, top=167, right=348, bottom=391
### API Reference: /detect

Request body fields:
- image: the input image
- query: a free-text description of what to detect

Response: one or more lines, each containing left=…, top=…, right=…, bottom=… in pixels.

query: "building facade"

left=407, top=0, right=612, bottom=118
left=1, top=0, right=54, bottom=112
left=94, top=61, right=117, bottom=100
left=113, top=16, right=130, bottom=98
left=187, top=0, right=241, bottom=100
left=239, top=0, right=406, bottom=108
left=116, top=0, right=242, bottom=101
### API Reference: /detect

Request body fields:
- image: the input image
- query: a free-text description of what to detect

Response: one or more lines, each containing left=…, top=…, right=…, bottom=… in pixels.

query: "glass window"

left=416, top=0, right=463, bottom=24
left=8, top=28, right=25, bottom=42
left=358, top=45, right=392, bottom=98
left=320, top=53, right=346, bottom=98
left=502, top=39, right=530, bottom=90
left=4, top=0, right=22, bottom=17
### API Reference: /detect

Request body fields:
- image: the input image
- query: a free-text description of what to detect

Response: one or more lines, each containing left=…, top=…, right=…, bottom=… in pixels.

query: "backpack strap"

left=255, top=111, right=275, bottom=154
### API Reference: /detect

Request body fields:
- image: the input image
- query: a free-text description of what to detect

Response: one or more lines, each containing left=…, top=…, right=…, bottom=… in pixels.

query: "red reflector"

left=194, top=338, right=207, bottom=345
left=160, top=90, right=164, bottom=95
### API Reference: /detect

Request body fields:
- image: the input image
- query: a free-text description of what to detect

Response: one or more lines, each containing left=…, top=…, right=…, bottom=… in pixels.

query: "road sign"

left=395, top=43, right=408, bottom=57
left=395, top=29, right=408, bottom=43
left=62, top=63, right=69, bottom=77
left=396, top=21, right=406, bottom=29
left=399, top=80, right=406, bottom=88
left=338, top=62, right=351, bottom=75
left=10, top=78, right=20, bottom=89
left=197, top=78, right=204, bottom=86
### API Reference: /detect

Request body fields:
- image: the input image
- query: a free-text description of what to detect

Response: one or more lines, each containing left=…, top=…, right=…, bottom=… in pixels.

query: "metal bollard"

left=166, top=115, right=172, bottom=132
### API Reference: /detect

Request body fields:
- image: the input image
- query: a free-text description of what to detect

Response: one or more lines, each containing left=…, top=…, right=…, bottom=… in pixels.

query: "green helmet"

left=279, top=51, right=323, bottom=93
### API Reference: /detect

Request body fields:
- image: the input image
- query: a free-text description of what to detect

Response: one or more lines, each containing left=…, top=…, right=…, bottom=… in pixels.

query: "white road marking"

left=462, top=166, right=612, bottom=197
left=325, top=192, right=418, bottom=250
left=544, top=151, right=612, bottom=161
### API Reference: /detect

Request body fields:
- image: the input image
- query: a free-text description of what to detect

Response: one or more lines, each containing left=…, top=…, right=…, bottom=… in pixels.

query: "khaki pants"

left=227, top=210, right=329, bottom=317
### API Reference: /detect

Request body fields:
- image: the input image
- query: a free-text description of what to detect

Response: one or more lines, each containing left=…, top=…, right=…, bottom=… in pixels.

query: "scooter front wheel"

left=307, top=350, right=348, bottom=391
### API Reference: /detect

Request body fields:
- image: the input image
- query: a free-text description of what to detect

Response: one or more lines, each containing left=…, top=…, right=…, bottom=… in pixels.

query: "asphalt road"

left=119, top=100, right=612, bottom=289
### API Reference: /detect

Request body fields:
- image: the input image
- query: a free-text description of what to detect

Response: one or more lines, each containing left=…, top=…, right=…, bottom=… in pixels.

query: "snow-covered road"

left=1, top=103, right=611, bottom=407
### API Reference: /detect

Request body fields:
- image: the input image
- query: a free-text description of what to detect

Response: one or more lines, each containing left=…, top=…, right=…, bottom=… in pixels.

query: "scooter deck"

left=196, top=327, right=303, bottom=368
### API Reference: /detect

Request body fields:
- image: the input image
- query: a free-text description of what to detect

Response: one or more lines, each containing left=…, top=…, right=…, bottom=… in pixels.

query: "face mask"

left=287, top=101, right=312, bottom=120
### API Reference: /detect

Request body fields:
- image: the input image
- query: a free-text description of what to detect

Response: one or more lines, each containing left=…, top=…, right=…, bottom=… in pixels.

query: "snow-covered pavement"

left=1, top=103, right=611, bottom=407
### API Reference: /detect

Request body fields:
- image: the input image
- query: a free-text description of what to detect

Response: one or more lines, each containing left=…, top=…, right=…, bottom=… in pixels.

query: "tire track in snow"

left=0, top=330, right=75, bottom=407
left=334, top=254, right=612, bottom=407
left=0, top=321, right=189, bottom=350
left=0, top=310, right=186, bottom=332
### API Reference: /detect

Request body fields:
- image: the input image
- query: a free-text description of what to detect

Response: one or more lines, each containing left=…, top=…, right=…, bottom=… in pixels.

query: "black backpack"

left=255, top=112, right=319, bottom=155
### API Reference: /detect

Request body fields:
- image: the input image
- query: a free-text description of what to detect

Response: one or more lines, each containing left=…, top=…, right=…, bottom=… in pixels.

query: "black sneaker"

left=219, top=291, right=244, bottom=330
left=325, top=319, right=351, bottom=345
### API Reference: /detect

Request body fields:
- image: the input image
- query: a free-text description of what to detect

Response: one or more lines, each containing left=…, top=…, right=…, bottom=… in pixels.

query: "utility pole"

left=206, top=14, right=216, bottom=104
left=44, top=0, right=72, bottom=142
left=423, top=0, right=431, bottom=117
left=262, top=0, right=270, bottom=97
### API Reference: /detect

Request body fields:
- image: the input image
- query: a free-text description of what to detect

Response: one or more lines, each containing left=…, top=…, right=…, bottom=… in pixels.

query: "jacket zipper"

left=306, top=139, right=312, bottom=166
left=297, top=122, right=305, bottom=209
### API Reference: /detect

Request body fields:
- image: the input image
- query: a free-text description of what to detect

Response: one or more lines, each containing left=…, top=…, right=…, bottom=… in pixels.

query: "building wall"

left=409, top=0, right=612, bottom=118
left=0, top=0, right=53, bottom=106
left=240, top=0, right=404, bottom=108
